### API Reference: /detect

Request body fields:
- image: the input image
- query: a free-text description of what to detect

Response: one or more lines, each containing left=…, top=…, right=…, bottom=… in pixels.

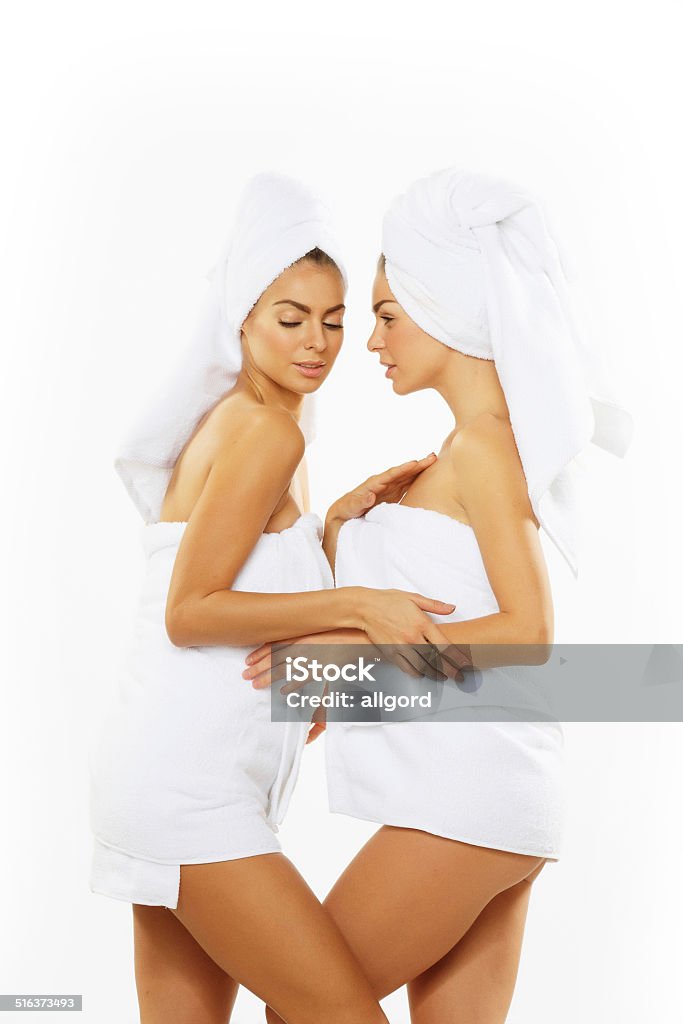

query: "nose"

left=304, top=322, right=328, bottom=352
left=367, top=324, right=385, bottom=353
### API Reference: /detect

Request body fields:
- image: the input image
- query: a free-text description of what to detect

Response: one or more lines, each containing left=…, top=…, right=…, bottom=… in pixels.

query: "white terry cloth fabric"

left=325, top=502, right=566, bottom=860
left=89, top=513, right=333, bottom=909
left=113, top=171, right=348, bottom=525
left=381, top=167, right=633, bottom=577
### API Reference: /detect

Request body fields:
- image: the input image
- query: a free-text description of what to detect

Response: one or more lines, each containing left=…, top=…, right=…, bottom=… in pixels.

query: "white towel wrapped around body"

left=89, top=172, right=347, bottom=908
left=325, top=502, right=566, bottom=860
left=89, top=514, right=333, bottom=908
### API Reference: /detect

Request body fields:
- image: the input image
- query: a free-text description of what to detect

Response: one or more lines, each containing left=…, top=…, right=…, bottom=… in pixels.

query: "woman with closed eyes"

left=87, top=172, right=456, bottom=1024
left=248, top=167, right=632, bottom=1023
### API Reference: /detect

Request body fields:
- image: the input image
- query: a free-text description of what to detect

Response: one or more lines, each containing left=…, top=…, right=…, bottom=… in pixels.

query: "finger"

left=438, top=647, right=471, bottom=679
left=280, top=673, right=310, bottom=694
left=245, top=642, right=295, bottom=680
left=379, top=470, right=426, bottom=496
left=430, top=637, right=473, bottom=673
left=379, top=472, right=427, bottom=498
left=423, top=629, right=464, bottom=681
left=242, top=651, right=272, bottom=680
left=370, top=460, right=423, bottom=487
left=306, top=722, right=327, bottom=744
left=411, top=594, right=456, bottom=614
left=355, top=490, right=377, bottom=513
left=410, top=641, right=446, bottom=681
left=251, top=667, right=272, bottom=689
left=245, top=643, right=271, bottom=666
left=387, top=644, right=426, bottom=678
left=384, top=453, right=436, bottom=477
left=389, top=454, right=438, bottom=479
left=445, top=643, right=473, bottom=672
left=250, top=636, right=320, bottom=686
left=372, top=459, right=435, bottom=491
left=247, top=637, right=310, bottom=680
left=253, top=650, right=298, bottom=687
left=436, top=635, right=476, bottom=679
left=348, top=489, right=378, bottom=513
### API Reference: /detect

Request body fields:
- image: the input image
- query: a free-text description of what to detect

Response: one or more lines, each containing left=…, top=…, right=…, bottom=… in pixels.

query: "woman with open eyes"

left=247, top=167, right=632, bottom=1023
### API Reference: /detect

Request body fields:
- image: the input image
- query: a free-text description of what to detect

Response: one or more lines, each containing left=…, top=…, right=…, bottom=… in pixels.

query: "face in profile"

left=240, top=256, right=345, bottom=395
left=368, top=264, right=451, bottom=395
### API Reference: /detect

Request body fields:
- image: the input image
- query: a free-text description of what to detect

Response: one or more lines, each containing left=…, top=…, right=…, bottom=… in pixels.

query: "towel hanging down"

left=381, top=166, right=633, bottom=577
left=113, top=172, right=348, bottom=525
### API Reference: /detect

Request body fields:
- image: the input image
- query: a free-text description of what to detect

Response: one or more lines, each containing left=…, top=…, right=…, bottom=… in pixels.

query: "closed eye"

left=279, top=320, right=343, bottom=330
left=380, top=316, right=394, bottom=323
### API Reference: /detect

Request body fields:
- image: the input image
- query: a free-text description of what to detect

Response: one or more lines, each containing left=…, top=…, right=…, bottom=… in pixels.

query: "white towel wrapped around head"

left=114, top=172, right=348, bottom=524
left=381, top=166, right=633, bottom=577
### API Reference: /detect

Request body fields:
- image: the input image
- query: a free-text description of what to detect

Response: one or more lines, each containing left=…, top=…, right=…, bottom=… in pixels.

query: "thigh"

left=171, top=852, right=387, bottom=1024
left=132, top=904, right=238, bottom=1024
left=407, top=862, right=546, bottom=1023
left=322, top=825, right=545, bottom=999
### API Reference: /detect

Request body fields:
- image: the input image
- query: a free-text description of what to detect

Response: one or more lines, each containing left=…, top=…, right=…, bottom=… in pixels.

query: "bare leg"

left=264, top=829, right=544, bottom=1024
left=170, top=852, right=388, bottom=1024
left=133, top=904, right=239, bottom=1023
left=407, top=860, right=546, bottom=1023
left=320, top=826, right=544, bottom=999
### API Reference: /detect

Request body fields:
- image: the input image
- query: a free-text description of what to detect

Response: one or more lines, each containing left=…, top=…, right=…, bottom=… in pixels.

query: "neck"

left=235, top=364, right=305, bottom=423
left=434, top=350, right=510, bottom=429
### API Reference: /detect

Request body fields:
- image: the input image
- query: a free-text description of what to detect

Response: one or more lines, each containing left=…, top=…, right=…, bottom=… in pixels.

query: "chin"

left=289, top=371, right=328, bottom=394
left=392, top=377, right=414, bottom=396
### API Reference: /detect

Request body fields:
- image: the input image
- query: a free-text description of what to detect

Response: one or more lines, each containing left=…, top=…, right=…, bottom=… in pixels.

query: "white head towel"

left=381, top=166, right=633, bottom=577
left=114, top=172, right=348, bottom=524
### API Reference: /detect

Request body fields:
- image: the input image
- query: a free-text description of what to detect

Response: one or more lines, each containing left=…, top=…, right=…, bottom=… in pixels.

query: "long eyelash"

left=278, top=317, right=342, bottom=329
left=279, top=320, right=343, bottom=330
left=380, top=316, right=394, bottom=323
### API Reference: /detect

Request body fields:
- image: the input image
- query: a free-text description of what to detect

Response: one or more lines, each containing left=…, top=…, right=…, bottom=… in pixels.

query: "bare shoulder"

left=448, top=413, right=536, bottom=521
left=205, top=394, right=306, bottom=464
left=448, top=412, right=520, bottom=468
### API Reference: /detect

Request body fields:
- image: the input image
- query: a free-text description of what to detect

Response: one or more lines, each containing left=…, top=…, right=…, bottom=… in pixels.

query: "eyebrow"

left=373, top=299, right=396, bottom=313
left=272, top=300, right=345, bottom=315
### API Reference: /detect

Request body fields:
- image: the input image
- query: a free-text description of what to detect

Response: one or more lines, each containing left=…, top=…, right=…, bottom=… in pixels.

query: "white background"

left=1, top=1, right=682, bottom=1021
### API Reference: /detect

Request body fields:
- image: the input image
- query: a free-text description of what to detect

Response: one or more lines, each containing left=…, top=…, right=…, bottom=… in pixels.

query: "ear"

left=240, top=307, right=253, bottom=339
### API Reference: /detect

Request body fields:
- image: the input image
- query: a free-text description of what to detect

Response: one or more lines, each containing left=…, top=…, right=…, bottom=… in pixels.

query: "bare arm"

left=322, top=515, right=345, bottom=574
left=433, top=413, right=554, bottom=668
left=165, top=407, right=361, bottom=646
left=292, top=453, right=310, bottom=515
left=165, top=408, right=453, bottom=648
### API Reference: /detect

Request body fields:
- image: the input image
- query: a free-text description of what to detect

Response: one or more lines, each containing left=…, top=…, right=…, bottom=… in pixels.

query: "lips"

left=294, top=361, right=326, bottom=378
left=380, top=361, right=397, bottom=378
